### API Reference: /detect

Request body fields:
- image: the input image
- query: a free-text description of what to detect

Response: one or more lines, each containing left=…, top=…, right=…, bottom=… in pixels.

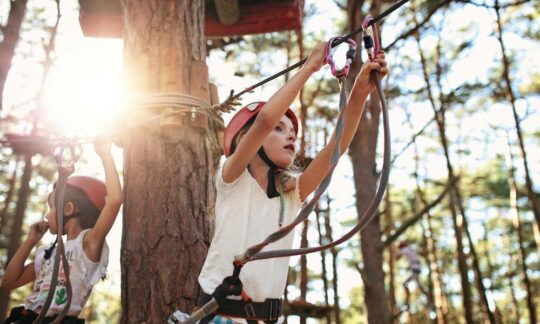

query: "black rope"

left=225, top=0, right=409, bottom=102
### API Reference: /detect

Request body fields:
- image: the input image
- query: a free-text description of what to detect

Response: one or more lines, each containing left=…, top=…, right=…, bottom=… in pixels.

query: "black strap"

left=257, top=148, right=280, bottom=199
left=5, top=307, right=84, bottom=324
left=198, top=293, right=282, bottom=323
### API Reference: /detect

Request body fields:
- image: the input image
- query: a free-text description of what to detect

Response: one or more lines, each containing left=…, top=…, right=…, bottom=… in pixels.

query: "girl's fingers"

left=366, top=62, right=381, bottom=72
left=374, top=58, right=387, bottom=67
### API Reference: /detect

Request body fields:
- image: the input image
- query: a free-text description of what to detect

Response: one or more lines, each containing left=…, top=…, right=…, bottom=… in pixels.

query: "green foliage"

left=341, top=286, right=365, bottom=324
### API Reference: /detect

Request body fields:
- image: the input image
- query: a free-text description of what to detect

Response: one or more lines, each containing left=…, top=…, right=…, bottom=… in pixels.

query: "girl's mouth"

left=284, top=144, right=295, bottom=153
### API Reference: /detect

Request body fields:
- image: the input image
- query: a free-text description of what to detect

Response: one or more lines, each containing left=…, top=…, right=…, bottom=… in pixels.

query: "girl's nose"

left=288, top=130, right=295, bottom=141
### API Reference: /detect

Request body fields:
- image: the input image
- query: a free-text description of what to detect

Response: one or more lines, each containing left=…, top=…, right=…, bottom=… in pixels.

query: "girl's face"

left=262, top=115, right=297, bottom=168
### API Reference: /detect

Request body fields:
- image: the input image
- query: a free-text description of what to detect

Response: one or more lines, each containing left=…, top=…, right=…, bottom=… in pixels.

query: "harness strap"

left=34, top=146, right=78, bottom=324
left=198, top=293, right=282, bottom=324
left=6, top=306, right=84, bottom=324
left=257, top=148, right=282, bottom=199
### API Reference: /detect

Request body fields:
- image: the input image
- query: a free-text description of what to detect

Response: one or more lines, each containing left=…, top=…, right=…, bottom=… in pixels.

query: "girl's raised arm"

left=299, top=52, right=388, bottom=201
left=83, top=140, right=123, bottom=262
left=222, top=42, right=327, bottom=183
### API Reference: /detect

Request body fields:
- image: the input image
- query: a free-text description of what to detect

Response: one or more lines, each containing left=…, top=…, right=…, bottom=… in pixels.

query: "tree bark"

left=119, top=1, right=219, bottom=322
left=0, top=154, right=33, bottom=322
left=0, top=0, right=28, bottom=111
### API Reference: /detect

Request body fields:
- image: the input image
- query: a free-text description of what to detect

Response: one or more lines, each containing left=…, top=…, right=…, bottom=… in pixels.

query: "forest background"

left=0, top=0, right=539, bottom=323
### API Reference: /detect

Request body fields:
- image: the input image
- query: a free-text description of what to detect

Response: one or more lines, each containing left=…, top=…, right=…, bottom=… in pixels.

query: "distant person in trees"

left=397, top=240, right=424, bottom=291
left=196, top=42, right=389, bottom=323
left=1, top=140, right=123, bottom=323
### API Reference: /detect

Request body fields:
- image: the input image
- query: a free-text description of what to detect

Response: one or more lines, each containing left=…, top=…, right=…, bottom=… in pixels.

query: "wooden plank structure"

left=4, top=134, right=53, bottom=156
left=78, top=0, right=303, bottom=38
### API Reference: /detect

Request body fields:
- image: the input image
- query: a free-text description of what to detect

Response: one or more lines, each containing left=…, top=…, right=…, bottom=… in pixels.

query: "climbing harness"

left=33, top=145, right=81, bottom=324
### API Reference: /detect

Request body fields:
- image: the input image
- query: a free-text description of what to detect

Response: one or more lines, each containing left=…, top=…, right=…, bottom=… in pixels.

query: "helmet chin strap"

left=257, top=148, right=283, bottom=198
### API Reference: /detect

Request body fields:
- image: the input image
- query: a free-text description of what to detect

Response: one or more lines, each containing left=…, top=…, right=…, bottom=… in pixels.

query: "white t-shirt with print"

left=199, top=167, right=303, bottom=303
left=24, top=229, right=109, bottom=316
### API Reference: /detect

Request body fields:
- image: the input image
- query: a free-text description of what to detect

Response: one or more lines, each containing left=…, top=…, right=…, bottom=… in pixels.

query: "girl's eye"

left=275, top=126, right=283, bottom=132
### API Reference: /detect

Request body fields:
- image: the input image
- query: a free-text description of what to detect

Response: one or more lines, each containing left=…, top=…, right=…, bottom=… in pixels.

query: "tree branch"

left=383, top=179, right=456, bottom=248
left=454, top=0, right=531, bottom=9
left=384, top=0, right=452, bottom=51
left=391, top=116, right=436, bottom=165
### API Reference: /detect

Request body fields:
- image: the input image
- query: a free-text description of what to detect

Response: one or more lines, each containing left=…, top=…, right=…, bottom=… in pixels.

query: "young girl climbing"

left=1, top=140, right=123, bottom=323
left=197, top=42, right=388, bottom=323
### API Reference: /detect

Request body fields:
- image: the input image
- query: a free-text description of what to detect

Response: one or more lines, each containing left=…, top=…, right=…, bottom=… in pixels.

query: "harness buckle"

left=266, top=298, right=283, bottom=320
left=244, top=303, right=256, bottom=318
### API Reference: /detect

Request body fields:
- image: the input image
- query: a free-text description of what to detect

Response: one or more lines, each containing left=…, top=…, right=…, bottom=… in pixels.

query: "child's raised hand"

left=304, top=41, right=327, bottom=73
left=353, top=51, right=389, bottom=95
left=27, top=221, right=49, bottom=244
left=94, top=137, right=112, bottom=157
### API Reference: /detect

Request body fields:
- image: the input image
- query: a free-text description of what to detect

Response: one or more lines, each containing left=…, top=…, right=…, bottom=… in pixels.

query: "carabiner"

left=325, top=36, right=357, bottom=78
left=362, top=16, right=380, bottom=62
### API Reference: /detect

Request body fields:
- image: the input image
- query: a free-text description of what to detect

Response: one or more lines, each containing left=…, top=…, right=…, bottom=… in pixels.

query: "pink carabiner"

left=362, top=16, right=380, bottom=62
left=324, top=36, right=357, bottom=78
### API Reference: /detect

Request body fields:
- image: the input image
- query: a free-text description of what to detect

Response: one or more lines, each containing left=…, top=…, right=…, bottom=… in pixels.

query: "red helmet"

left=398, top=241, right=408, bottom=248
left=223, top=101, right=299, bottom=157
left=67, top=176, right=107, bottom=211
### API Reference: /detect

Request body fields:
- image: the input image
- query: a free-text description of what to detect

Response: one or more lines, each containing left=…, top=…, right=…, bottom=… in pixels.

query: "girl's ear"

left=64, top=202, right=76, bottom=216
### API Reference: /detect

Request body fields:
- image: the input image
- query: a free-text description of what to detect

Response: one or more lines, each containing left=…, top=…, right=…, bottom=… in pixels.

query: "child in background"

left=398, top=240, right=424, bottom=291
left=1, top=140, right=123, bottom=323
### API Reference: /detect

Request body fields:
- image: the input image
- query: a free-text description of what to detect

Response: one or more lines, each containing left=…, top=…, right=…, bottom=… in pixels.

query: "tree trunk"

left=425, top=211, right=449, bottom=324
left=0, top=154, right=33, bottom=322
left=0, top=0, right=28, bottom=111
left=0, top=158, right=19, bottom=240
left=481, top=221, right=503, bottom=324
left=505, top=134, right=537, bottom=324
left=384, top=188, right=397, bottom=319
left=349, top=88, right=388, bottom=324
left=409, top=119, right=438, bottom=323
left=347, top=0, right=389, bottom=322
left=299, top=219, right=308, bottom=324
left=415, top=30, right=475, bottom=323
left=315, top=204, right=331, bottom=324
left=119, top=1, right=219, bottom=323
left=323, top=200, right=341, bottom=324
left=494, top=0, right=540, bottom=241
left=505, top=253, right=521, bottom=323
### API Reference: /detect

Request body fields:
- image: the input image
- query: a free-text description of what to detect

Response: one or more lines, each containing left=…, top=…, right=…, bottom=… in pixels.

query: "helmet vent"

left=247, top=102, right=259, bottom=111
